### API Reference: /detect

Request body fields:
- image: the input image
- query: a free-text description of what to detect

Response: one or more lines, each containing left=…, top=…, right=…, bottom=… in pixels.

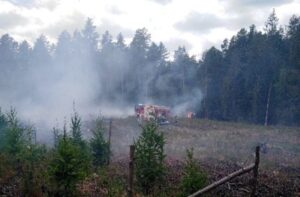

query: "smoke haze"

left=0, top=20, right=202, bottom=142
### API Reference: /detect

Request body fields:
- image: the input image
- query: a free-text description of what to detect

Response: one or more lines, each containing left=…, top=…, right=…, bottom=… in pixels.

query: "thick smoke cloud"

left=0, top=20, right=202, bottom=143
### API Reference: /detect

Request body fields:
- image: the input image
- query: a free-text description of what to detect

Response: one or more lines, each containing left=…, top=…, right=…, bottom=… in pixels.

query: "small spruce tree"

left=3, top=108, right=27, bottom=158
left=90, top=117, right=110, bottom=167
left=48, top=135, right=90, bottom=196
left=134, top=122, right=166, bottom=195
left=52, top=127, right=60, bottom=148
left=179, top=148, right=207, bottom=197
left=70, top=110, right=84, bottom=147
left=49, top=118, right=91, bottom=196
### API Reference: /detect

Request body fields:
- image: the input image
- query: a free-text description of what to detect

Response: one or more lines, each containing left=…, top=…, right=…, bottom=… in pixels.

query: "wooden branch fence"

left=188, top=146, right=260, bottom=197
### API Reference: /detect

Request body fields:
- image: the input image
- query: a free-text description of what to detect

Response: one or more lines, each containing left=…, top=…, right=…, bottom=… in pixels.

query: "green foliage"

left=194, top=11, right=300, bottom=126
left=0, top=108, right=48, bottom=195
left=198, top=47, right=225, bottom=119
left=48, top=135, right=91, bottom=196
left=90, top=118, right=110, bottom=167
left=97, top=167, right=125, bottom=197
left=3, top=109, right=24, bottom=156
left=134, top=122, right=166, bottom=195
left=20, top=144, right=49, bottom=196
left=2, top=108, right=34, bottom=159
left=71, top=110, right=92, bottom=167
left=48, top=112, right=92, bottom=196
left=70, top=109, right=85, bottom=148
left=1, top=12, right=300, bottom=126
left=0, top=108, right=8, bottom=151
left=179, top=148, right=207, bottom=197
left=0, top=153, right=15, bottom=186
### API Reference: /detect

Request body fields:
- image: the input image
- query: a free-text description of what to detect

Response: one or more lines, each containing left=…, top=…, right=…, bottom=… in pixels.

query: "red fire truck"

left=134, top=104, right=170, bottom=124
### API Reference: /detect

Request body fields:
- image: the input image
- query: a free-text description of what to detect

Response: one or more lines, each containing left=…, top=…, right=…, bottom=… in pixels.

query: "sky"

left=0, top=0, right=300, bottom=57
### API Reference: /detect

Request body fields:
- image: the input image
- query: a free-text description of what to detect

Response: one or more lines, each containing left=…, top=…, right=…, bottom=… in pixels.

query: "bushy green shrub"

left=134, top=122, right=166, bottom=195
left=179, top=148, right=207, bottom=197
left=48, top=112, right=92, bottom=196
left=0, top=108, right=48, bottom=196
left=48, top=135, right=91, bottom=196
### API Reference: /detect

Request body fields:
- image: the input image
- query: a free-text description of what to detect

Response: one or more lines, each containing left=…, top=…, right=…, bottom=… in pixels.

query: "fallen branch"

left=189, top=146, right=260, bottom=197
left=188, top=164, right=255, bottom=197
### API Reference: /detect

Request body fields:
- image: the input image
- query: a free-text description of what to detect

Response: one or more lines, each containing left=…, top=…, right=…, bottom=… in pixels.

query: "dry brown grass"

left=98, top=117, right=299, bottom=170
left=163, top=118, right=300, bottom=169
left=81, top=117, right=300, bottom=196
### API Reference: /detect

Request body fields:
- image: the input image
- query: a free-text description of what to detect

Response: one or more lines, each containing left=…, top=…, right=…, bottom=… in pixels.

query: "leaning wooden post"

left=107, top=119, right=112, bottom=165
left=128, top=145, right=135, bottom=197
left=251, top=146, right=260, bottom=197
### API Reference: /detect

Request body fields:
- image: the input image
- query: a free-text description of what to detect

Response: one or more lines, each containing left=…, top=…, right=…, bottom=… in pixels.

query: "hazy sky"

left=0, top=0, right=299, bottom=56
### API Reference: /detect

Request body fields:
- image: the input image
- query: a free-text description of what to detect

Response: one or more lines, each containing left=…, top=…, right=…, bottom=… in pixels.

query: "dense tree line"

left=0, top=11, right=299, bottom=126
left=199, top=11, right=300, bottom=126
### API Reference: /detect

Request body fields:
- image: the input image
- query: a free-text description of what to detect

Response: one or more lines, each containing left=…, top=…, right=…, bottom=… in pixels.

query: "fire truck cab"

left=135, top=104, right=170, bottom=124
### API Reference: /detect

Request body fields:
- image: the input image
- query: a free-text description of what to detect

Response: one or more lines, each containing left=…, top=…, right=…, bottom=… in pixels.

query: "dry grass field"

left=93, top=117, right=300, bottom=170
left=83, top=117, right=300, bottom=196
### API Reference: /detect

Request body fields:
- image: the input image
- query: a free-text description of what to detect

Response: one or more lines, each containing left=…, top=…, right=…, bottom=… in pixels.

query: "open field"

left=99, top=117, right=300, bottom=170
left=1, top=116, right=298, bottom=196
left=81, top=117, right=300, bottom=196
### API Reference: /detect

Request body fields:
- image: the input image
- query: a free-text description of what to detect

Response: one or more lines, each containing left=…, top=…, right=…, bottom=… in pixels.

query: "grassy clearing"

left=165, top=118, right=300, bottom=169
left=100, top=117, right=300, bottom=170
